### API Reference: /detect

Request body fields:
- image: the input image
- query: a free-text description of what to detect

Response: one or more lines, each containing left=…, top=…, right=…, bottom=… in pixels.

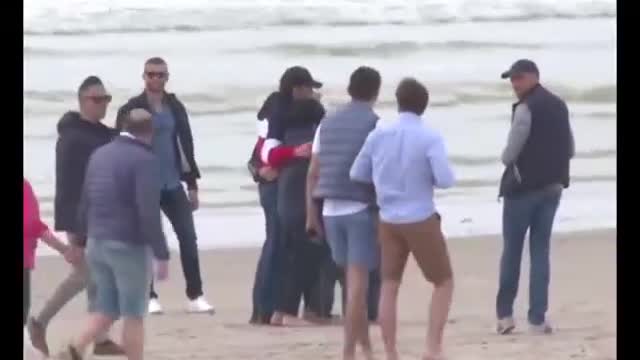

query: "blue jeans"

left=251, top=182, right=282, bottom=322
left=496, top=185, right=562, bottom=325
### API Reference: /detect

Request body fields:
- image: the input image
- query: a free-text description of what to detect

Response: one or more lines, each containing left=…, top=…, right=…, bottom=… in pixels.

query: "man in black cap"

left=496, top=59, right=575, bottom=335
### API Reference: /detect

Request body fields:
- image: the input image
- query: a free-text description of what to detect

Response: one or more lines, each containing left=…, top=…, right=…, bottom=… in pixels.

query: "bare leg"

left=72, top=313, right=115, bottom=356
left=343, top=265, right=373, bottom=360
left=122, top=317, right=145, bottom=360
left=379, top=280, right=401, bottom=360
left=424, top=278, right=454, bottom=359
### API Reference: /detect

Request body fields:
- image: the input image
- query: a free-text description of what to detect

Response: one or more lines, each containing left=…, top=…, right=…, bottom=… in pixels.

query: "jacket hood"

left=257, top=92, right=281, bottom=121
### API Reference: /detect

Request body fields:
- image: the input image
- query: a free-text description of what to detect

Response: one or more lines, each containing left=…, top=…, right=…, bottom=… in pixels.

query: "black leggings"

left=275, top=215, right=325, bottom=316
left=23, top=269, right=30, bottom=326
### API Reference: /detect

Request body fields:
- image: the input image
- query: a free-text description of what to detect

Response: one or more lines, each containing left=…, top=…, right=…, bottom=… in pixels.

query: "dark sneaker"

left=27, top=317, right=50, bottom=356
left=93, top=339, right=125, bottom=356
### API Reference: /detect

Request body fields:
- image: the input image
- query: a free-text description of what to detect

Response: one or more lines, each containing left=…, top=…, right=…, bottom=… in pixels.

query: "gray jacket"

left=77, top=135, right=169, bottom=260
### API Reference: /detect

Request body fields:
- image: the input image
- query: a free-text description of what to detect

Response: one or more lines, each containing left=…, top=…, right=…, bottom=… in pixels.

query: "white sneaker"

left=529, top=321, right=553, bottom=335
left=148, top=298, right=163, bottom=315
left=187, top=296, right=215, bottom=314
left=496, top=317, right=516, bottom=335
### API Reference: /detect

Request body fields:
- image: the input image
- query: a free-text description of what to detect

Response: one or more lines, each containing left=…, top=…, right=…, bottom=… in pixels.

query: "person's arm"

left=427, top=134, right=456, bottom=189
left=349, top=131, right=376, bottom=184
left=40, top=230, right=69, bottom=255
left=54, top=136, right=84, bottom=232
left=260, top=110, right=302, bottom=169
left=501, top=103, right=532, bottom=166
left=176, top=100, right=201, bottom=191
left=134, top=158, right=169, bottom=261
left=565, top=104, right=576, bottom=159
left=305, top=126, right=322, bottom=234
left=75, top=171, right=89, bottom=247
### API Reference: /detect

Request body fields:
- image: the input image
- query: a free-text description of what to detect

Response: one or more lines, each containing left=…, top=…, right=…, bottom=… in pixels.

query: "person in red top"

left=23, top=179, right=74, bottom=326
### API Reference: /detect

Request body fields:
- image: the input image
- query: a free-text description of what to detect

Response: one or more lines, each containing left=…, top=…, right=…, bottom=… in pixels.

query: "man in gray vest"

left=306, top=66, right=381, bottom=360
left=496, top=59, right=575, bottom=335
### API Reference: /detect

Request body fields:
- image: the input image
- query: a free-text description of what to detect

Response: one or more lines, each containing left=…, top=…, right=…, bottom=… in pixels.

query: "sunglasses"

left=145, top=71, right=168, bottom=79
left=83, top=95, right=112, bottom=104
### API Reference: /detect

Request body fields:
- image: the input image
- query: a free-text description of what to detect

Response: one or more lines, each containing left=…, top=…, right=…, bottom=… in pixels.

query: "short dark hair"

left=348, top=66, right=381, bottom=101
left=77, top=76, right=103, bottom=96
left=395, top=78, right=429, bottom=115
left=123, top=109, right=154, bottom=137
left=145, top=57, right=167, bottom=66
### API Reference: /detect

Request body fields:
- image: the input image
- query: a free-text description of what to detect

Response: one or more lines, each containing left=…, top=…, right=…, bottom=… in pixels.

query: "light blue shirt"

left=349, top=112, right=455, bottom=224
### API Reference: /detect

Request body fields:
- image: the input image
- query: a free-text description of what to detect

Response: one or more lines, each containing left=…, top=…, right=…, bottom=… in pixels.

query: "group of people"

left=22, top=55, right=574, bottom=360
left=247, top=59, right=574, bottom=360
left=24, top=57, right=215, bottom=360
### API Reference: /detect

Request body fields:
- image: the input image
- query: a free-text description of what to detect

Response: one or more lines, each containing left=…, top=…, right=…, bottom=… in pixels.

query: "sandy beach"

left=26, top=228, right=616, bottom=360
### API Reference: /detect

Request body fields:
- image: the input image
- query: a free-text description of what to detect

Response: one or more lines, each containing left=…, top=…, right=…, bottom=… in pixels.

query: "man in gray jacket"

left=58, top=109, right=170, bottom=360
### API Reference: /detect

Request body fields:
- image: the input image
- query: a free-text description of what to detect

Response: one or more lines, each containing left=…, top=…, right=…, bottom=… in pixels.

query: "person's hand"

left=155, top=260, right=169, bottom=281
left=258, top=166, right=279, bottom=181
left=64, top=245, right=84, bottom=266
left=188, top=189, right=199, bottom=211
left=305, top=214, right=324, bottom=240
left=294, top=143, right=312, bottom=158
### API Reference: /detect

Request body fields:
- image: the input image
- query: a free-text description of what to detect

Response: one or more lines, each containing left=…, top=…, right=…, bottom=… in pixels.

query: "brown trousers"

left=378, top=213, right=453, bottom=286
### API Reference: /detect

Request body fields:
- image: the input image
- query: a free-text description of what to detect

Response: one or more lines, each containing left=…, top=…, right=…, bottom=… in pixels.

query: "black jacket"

left=116, top=92, right=201, bottom=190
left=54, top=111, right=116, bottom=233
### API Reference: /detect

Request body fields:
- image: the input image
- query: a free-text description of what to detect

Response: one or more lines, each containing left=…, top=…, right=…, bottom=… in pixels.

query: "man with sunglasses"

left=116, top=57, right=213, bottom=315
left=27, top=76, right=124, bottom=357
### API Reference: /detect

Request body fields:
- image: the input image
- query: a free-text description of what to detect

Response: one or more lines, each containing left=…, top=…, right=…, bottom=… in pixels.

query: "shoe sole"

left=497, top=325, right=515, bottom=335
left=186, top=309, right=216, bottom=315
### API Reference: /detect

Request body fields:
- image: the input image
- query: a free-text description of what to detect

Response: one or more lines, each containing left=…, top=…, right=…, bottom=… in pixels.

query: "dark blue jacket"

left=77, top=136, right=169, bottom=260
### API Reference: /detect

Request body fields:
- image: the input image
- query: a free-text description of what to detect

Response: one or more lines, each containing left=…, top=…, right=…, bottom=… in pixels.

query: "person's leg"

left=343, top=209, right=379, bottom=359
left=271, top=218, right=305, bottom=325
left=378, top=221, right=410, bottom=360
left=72, top=240, right=119, bottom=356
left=23, top=269, right=30, bottom=326
left=161, top=187, right=205, bottom=301
left=323, top=214, right=348, bottom=319
left=368, top=268, right=381, bottom=322
left=404, top=214, right=454, bottom=359
left=112, top=243, right=152, bottom=360
left=496, top=194, right=534, bottom=327
left=528, top=187, right=562, bottom=328
left=255, top=182, right=280, bottom=323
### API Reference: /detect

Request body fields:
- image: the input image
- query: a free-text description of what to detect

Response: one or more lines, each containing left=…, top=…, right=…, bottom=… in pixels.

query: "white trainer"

left=187, top=296, right=215, bottom=314
left=148, top=298, right=163, bottom=315
left=496, top=317, right=516, bottom=335
left=529, top=321, right=553, bottom=335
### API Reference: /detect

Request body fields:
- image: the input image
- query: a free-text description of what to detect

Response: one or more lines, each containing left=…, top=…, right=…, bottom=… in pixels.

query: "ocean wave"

left=24, top=0, right=615, bottom=36
left=24, top=83, right=617, bottom=120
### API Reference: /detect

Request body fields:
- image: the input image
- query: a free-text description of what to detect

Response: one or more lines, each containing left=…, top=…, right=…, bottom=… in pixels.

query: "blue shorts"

left=86, top=239, right=152, bottom=319
left=323, top=207, right=380, bottom=270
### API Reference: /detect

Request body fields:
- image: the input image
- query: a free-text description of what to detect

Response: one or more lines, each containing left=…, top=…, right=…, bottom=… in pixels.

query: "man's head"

left=501, top=59, right=540, bottom=99
left=77, top=76, right=111, bottom=122
left=279, top=66, right=322, bottom=100
left=396, top=78, right=429, bottom=116
left=123, top=108, right=154, bottom=144
left=143, top=57, right=169, bottom=93
left=348, top=66, right=381, bottom=103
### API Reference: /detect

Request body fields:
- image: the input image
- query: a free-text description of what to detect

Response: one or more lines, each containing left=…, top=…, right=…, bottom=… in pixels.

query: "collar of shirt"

left=397, top=111, right=423, bottom=123
left=120, top=131, right=135, bottom=139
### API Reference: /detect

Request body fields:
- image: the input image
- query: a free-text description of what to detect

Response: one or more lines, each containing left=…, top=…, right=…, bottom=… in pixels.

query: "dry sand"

left=27, top=229, right=616, bottom=360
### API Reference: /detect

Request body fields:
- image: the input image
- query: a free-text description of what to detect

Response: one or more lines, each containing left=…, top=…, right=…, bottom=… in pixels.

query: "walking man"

left=116, top=57, right=213, bottom=314
left=350, top=78, right=455, bottom=360
left=306, top=66, right=382, bottom=360
left=27, top=76, right=123, bottom=357
left=496, top=59, right=575, bottom=335
left=58, top=109, right=170, bottom=360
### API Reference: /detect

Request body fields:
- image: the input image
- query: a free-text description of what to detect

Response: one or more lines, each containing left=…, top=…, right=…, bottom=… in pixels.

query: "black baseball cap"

left=281, top=66, right=323, bottom=89
left=501, top=59, right=539, bottom=79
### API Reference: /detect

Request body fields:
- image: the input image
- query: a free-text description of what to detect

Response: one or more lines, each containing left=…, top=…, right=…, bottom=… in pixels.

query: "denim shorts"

left=323, top=207, right=380, bottom=270
left=86, top=239, right=152, bottom=319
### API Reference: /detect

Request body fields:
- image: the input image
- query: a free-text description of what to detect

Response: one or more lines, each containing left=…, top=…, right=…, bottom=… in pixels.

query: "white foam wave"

left=24, top=0, right=615, bottom=35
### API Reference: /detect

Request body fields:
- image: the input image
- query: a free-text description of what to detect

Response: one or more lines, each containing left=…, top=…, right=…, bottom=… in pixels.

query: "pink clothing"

left=24, top=179, right=49, bottom=269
